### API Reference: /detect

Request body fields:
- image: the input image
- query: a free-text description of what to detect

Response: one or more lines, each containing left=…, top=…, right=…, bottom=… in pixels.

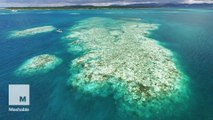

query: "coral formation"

left=16, top=54, right=62, bottom=76
left=10, top=26, right=56, bottom=38
left=66, top=17, right=189, bottom=118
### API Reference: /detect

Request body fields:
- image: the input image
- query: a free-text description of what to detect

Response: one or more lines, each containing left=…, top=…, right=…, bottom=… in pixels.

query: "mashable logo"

left=9, top=84, right=30, bottom=106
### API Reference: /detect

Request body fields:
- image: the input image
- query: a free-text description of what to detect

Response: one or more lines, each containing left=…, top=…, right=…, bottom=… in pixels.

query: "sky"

left=0, top=0, right=213, bottom=7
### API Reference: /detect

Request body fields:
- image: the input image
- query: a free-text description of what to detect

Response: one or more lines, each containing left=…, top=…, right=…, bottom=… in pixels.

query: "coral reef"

left=16, top=54, right=62, bottom=76
left=10, top=26, right=56, bottom=38
left=66, top=17, right=189, bottom=118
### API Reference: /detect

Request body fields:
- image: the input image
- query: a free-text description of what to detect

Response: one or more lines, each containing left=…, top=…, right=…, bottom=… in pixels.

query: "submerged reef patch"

left=66, top=17, right=189, bottom=118
left=10, top=26, right=56, bottom=38
left=16, top=54, right=62, bottom=76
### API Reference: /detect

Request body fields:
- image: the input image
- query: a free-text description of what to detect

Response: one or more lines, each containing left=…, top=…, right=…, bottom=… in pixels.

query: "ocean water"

left=0, top=8, right=213, bottom=120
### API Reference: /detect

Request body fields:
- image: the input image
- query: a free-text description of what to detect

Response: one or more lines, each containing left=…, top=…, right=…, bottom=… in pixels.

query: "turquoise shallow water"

left=0, top=8, right=213, bottom=120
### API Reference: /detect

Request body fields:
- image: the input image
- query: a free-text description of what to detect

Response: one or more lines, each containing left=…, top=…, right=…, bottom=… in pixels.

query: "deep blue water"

left=0, top=8, right=213, bottom=120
